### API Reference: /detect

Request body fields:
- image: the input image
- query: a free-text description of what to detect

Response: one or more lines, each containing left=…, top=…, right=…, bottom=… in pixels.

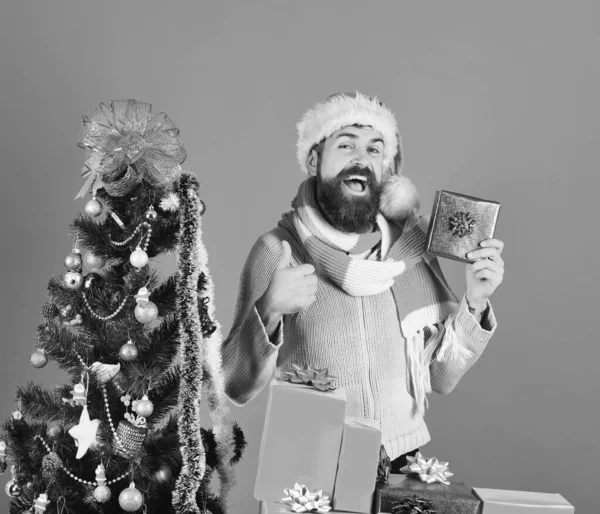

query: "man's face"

left=312, top=126, right=386, bottom=233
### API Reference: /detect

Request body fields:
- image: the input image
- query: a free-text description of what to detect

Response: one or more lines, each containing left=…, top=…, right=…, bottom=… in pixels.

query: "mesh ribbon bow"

left=399, top=452, right=454, bottom=485
left=281, top=483, right=332, bottom=513
left=76, top=99, right=186, bottom=198
left=280, top=364, right=337, bottom=392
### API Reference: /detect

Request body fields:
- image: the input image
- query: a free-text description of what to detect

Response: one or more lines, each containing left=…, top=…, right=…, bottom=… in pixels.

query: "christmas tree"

left=0, top=100, right=245, bottom=514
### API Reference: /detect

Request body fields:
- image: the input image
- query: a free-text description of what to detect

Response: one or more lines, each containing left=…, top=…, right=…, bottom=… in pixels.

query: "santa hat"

left=296, top=91, right=402, bottom=175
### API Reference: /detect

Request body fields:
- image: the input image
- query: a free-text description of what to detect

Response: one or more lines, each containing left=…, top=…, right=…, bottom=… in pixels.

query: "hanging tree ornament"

left=70, top=382, right=87, bottom=407
left=145, top=205, right=158, bottom=222
left=63, top=235, right=84, bottom=290
left=30, top=348, right=48, bottom=369
left=119, top=482, right=144, bottom=512
left=85, top=196, right=104, bottom=217
left=0, top=441, right=6, bottom=475
left=83, top=272, right=104, bottom=291
left=132, top=394, right=154, bottom=418
left=90, top=362, right=128, bottom=395
left=68, top=405, right=100, bottom=459
left=83, top=251, right=104, bottom=271
left=93, top=463, right=111, bottom=503
left=41, top=302, right=59, bottom=320
left=153, top=462, right=172, bottom=485
left=4, top=465, right=21, bottom=498
left=33, top=492, right=51, bottom=513
left=134, top=287, right=158, bottom=324
left=119, top=339, right=138, bottom=361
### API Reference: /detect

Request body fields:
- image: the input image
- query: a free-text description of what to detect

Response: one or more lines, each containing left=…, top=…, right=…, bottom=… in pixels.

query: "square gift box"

left=472, top=487, right=574, bottom=513
left=254, top=378, right=347, bottom=503
left=425, top=190, right=501, bottom=263
left=373, top=474, right=480, bottom=514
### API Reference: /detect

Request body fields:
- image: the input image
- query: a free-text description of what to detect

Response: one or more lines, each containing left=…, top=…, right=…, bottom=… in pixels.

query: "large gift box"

left=254, top=378, right=347, bottom=503
left=374, top=474, right=480, bottom=514
left=425, top=189, right=501, bottom=263
left=472, top=487, right=574, bottom=513
left=332, top=417, right=381, bottom=513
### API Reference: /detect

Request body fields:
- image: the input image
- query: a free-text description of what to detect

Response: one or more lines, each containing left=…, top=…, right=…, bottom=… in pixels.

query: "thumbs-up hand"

left=256, top=241, right=318, bottom=336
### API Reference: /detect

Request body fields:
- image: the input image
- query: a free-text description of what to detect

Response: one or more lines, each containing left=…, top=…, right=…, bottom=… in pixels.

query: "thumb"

left=276, top=240, right=292, bottom=270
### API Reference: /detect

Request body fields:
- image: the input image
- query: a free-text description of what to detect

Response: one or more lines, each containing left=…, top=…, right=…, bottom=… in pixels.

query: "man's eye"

left=369, top=147, right=381, bottom=154
left=339, top=144, right=353, bottom=150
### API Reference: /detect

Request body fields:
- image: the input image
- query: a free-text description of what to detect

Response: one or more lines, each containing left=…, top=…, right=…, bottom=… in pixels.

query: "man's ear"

left=306, top=149, right=318, bottom=177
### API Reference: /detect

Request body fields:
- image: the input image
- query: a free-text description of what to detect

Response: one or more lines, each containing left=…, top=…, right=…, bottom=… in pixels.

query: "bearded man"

left=221, top=92, right=505, bottom=472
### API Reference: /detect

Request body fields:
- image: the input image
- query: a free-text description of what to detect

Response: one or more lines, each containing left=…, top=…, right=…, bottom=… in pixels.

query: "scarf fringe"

left=435, top=315, right=474, bottom=366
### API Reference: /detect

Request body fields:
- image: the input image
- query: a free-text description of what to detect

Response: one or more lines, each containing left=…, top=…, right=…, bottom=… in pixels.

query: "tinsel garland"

left=172, top=173, right=207, bottom=513
left=172, top=173, right=235, bottom=513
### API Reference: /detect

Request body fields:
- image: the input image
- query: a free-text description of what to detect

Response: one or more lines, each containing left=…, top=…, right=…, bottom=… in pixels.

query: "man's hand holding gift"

left=465, top=238, right=505, bottom=319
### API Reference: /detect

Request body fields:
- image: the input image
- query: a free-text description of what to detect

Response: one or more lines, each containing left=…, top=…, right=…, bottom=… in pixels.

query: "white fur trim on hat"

left=296, top=91, right=400, bottom=174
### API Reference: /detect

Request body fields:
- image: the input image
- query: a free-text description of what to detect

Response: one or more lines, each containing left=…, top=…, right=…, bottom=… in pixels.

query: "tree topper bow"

left=75, top=99, right=186, bottom=199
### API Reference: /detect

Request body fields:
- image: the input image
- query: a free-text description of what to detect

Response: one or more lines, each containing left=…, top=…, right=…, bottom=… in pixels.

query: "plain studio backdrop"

left=1, top=2, right=598, bottom=512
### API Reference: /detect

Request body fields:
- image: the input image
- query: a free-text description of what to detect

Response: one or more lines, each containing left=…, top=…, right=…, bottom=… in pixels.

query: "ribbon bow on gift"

left=281, top=483, right=332, bottom=513
left=399, top=452, right=454, bottom=486
left=280, top=364, right=337, bottom=392
left=75, top=99, right=187, bottom=199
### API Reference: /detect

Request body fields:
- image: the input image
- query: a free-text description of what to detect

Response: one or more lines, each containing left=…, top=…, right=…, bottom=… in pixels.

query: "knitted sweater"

left=222, top=220, right=497, bottom=459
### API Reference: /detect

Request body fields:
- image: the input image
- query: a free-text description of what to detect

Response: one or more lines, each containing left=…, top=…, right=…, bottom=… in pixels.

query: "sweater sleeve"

left=221, top=232, right=286, bottom=406
left=428, top=293, right=497, bottom=395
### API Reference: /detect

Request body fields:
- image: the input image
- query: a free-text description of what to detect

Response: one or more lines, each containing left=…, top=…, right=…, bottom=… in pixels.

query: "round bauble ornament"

left=85, top=198, right=104, bottom=217
left=145, top=205, right=158, bottom=222
left=119, top=340, right=138, bottom=361
left=153, top=462, right=172, bottom=485
left=199, top=199, right=206, bottom=215
left=134, top=301, right=158, bottom=324
left=46, top=423, right=63, bottom=440
left=119, top=482, right=143, bottom=512
left=30, top=349, right=48, bottom=369
left=64, top=251, right=83, bottom=271
left=130, top=248, right=149, bottom=269
left=8, top=482, right=22, bottom=497
left=26, top=482, right=33, bottom=490
left=64, top=271, right=83, bottom=290
left=83, top=272, right=104, bottom=291
left=94, top=484, right=112, bottom=503
left=133, top=395, right=153, bottom=417
left=84, top=251, right=104, bottom=271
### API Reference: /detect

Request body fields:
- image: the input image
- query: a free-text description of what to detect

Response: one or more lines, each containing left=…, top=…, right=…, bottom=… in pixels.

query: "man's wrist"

left=256, top=295, right=282, bottom=339
left=466, top=295, right=487, bottom=316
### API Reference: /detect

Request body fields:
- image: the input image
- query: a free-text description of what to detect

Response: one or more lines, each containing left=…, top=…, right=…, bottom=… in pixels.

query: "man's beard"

left=316, top=164, right=382, bottom=233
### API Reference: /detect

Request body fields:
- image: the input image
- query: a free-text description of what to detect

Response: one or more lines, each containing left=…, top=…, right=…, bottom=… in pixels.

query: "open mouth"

left=343, top=176, right=368, bottom=193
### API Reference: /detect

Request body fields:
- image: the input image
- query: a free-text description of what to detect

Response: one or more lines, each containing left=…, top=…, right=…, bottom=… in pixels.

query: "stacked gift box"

left=254, top=369, right=574, bottom=514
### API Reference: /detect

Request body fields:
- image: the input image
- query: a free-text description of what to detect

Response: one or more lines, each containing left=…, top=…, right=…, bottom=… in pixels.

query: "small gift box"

left=472, top=487, right=574, bottom=513
left=374, top=474, right=480, bottom=514
left=425, top=190, right=501, bottom=263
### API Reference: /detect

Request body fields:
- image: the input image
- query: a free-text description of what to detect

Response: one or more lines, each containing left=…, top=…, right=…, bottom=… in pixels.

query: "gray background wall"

left=1, top=2, right=598, bottom=512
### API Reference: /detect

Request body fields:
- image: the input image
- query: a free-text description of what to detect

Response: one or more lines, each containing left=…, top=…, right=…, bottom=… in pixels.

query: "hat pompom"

left=380, top=174, right=420, bottom=222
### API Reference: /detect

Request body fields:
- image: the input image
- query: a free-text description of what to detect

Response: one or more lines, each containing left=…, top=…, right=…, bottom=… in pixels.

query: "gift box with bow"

left=425, top=190, right=501, bottom=263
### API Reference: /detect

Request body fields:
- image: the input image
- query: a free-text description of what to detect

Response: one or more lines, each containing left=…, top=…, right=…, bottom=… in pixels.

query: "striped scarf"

left=283, top=177, right=472, bottom=415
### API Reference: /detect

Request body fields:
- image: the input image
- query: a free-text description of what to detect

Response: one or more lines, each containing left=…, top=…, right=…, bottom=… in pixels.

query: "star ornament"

left=68, top=406, right=100, bottom=459
left=399, top=452, right=454, bottom=486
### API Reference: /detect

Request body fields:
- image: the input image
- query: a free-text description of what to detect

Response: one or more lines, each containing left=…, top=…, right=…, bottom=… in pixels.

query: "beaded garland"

left=81, top=292, right=129, bottom=321
left=101, top=386, right=131, bottom=456
left=34, top=436, right=128, bottom=487
left=109, top=222, right=152, bottom=252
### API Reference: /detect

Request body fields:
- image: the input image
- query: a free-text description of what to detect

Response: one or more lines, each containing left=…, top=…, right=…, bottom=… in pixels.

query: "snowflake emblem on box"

left=448, top=211, right=476, bottom=238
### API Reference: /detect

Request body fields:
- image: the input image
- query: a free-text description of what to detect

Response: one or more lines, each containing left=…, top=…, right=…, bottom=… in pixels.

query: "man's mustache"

left=338, top=164, right=376, bottom=183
